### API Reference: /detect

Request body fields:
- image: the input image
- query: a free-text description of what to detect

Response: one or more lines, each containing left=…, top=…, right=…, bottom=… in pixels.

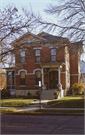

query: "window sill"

left=21, top=63, right=26, bottom=64
left=35, top=85, right=39, bottom=87
left=19, top=85, right=26, bottom=87
left=50, top=61, right=57, bottom=63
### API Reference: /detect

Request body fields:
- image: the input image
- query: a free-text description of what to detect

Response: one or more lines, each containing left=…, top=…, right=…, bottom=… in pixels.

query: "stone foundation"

left=15, top=90, right=39, bottom=96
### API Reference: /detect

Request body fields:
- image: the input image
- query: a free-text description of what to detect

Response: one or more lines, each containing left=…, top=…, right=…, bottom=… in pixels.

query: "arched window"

left=20, top=71, right=25, bottom=85
left=35, top=71, right=41, bottom=85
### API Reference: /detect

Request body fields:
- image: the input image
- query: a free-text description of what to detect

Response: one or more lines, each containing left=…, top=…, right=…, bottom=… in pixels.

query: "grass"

left=0, top=98, right=37, bottom=107
left=0, top=108, right=19, bottom=112
left=46, top=96, right=84, bottom=108
left=35, top=109, right=84, bottom=114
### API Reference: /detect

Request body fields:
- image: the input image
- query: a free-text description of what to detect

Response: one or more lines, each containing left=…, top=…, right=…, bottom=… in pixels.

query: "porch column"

left=41, top=67, right=44, bottom=86
left=41, top=67, right=46, bottom=90
left=58, top=66, right=61, bottom=85
left=57, top=65, right=62, bottom=91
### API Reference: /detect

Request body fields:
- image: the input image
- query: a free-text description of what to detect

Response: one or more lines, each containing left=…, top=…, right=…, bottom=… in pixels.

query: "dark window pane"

left=20, top=51, right=25, bottom=63
left=35, top=71, right=41, bottom=85
left=51, top=55, right=56, bottom=61
left=35, top=50, right=41, bottom=62
left=35, top=50, right=40, bottom=56
left=12, top=71, right=15, bottom=85
left=21, top=57, right=25, bottom=63
left=51, top=49, right=56, bottom=55
left=35, top=56, right=40, bottom=62
left=20, top=71, right=25, bottom=85
left=7, top=71, right=11, bottom=85
left=20, top=51, right=25, bottom=57
left=51, top=49, right=56, bottom=61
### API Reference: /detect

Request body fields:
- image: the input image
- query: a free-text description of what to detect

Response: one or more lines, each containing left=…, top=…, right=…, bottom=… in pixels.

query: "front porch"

left=40, top=62, right=66, bottom=100
left=40, top=62, right=65, bottom=91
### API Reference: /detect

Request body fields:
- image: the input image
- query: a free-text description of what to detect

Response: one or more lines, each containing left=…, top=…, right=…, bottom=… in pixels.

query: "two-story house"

left=5, top=32, right=83, bottom=99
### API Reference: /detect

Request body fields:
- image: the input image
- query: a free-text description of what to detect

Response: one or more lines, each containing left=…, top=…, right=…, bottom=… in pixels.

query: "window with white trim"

left=35, top=71, right=41, bottom=85
left=51, top=49, right=56, bottom=61
left=35, top=50, right=41, bottom=62
left=20, top=71, right=25, bottom=85
left=20, top=51, right=25, bottom=63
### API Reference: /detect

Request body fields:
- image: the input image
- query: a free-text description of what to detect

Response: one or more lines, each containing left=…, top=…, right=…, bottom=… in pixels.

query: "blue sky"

left=1, top=0, right=56, bottom=15
left=1, top=0, right=59, bottom=34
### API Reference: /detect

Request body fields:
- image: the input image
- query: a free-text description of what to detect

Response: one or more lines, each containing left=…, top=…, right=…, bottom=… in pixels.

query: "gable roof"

left=37, top=32, right=70, bottom=43
left=10, top=31, right=83, bottom=53
left=10, top=31, right=70, bottom=46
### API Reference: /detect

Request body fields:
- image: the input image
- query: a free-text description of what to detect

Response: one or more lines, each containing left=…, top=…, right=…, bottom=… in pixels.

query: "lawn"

left=35, top=109, right=84, bottom=114
left=0, top=108, right=19, bottom=112
left=46, top=96, right=84, bottom=108
left=1, top=98, right=37, bottom=107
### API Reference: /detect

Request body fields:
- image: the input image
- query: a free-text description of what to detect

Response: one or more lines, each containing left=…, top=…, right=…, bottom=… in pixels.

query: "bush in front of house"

left=1, top=89, right=11, bottom=99
left=36, top=91, right=40, bottom=96
left=70, top=83, right=85, bottom=95
left=54, top=90, right=59, bottom=99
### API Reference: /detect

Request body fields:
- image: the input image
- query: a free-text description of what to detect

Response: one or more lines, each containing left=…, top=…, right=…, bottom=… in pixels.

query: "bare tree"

left=0, top=4, right=36, bottom=67
left=33, top=0, right=85, bottom=57
left=36, top=0, right=85, bottom=42
left=1, top=1, right=85, bottom=68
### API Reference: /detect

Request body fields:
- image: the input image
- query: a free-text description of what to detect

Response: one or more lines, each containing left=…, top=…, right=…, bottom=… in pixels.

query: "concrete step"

left=41, top=90, right=55, bottom=100
left=41, top=89, right=66, bottom=100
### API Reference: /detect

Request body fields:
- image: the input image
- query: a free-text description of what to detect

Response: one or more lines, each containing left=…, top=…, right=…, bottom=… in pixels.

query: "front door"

left=49, top=71, right=58, bottom=89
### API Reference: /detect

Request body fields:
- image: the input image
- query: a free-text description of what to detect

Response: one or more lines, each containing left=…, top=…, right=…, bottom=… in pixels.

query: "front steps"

left=41, top=90, right=56, bottom=100
left=41, top=89, right=67, bottom=100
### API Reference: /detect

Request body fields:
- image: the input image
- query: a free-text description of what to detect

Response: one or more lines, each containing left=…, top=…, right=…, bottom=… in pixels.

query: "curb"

left=1, top=111, right=84, bottom=116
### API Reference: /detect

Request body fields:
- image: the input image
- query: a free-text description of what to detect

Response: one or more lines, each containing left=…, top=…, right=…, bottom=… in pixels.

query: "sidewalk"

left=0, top=100, right=85, bottom=115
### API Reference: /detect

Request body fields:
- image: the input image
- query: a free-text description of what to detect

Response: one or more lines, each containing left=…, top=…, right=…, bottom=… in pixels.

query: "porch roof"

left=3, top=67, right=15, bottom=71
left=40, top=62, right=65, bottom=68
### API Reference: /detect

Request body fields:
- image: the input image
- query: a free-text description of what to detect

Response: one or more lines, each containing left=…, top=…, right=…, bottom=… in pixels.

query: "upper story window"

left=51, top=49, right=56, bottom=62
left=35, top=50, right=40, bottom=62
left=20, top=51, right=25, bottom=63
left=20, top=71, right=25, bottom=85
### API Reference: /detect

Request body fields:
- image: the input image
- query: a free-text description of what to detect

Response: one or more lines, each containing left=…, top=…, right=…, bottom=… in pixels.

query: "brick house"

left=5, top=32, right=83, bottom=99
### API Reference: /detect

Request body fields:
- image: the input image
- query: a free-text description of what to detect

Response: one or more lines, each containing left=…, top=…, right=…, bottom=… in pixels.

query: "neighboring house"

left=81, top=60, right=85, bottom=82
left=5, top=32, right=84, bottom=99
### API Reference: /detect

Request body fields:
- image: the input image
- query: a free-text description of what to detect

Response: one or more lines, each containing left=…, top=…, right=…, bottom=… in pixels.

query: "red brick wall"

left=70, top=53, right=79, bottom=85
left=70, top=54, right=78, bottom=74
left=15, top=45, right=67, bottom=90
left=41, top=47, right=50, bottom=63
left=70, top=76, right=78, bottom=86
left=57, top=46, right=65, bottom=62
